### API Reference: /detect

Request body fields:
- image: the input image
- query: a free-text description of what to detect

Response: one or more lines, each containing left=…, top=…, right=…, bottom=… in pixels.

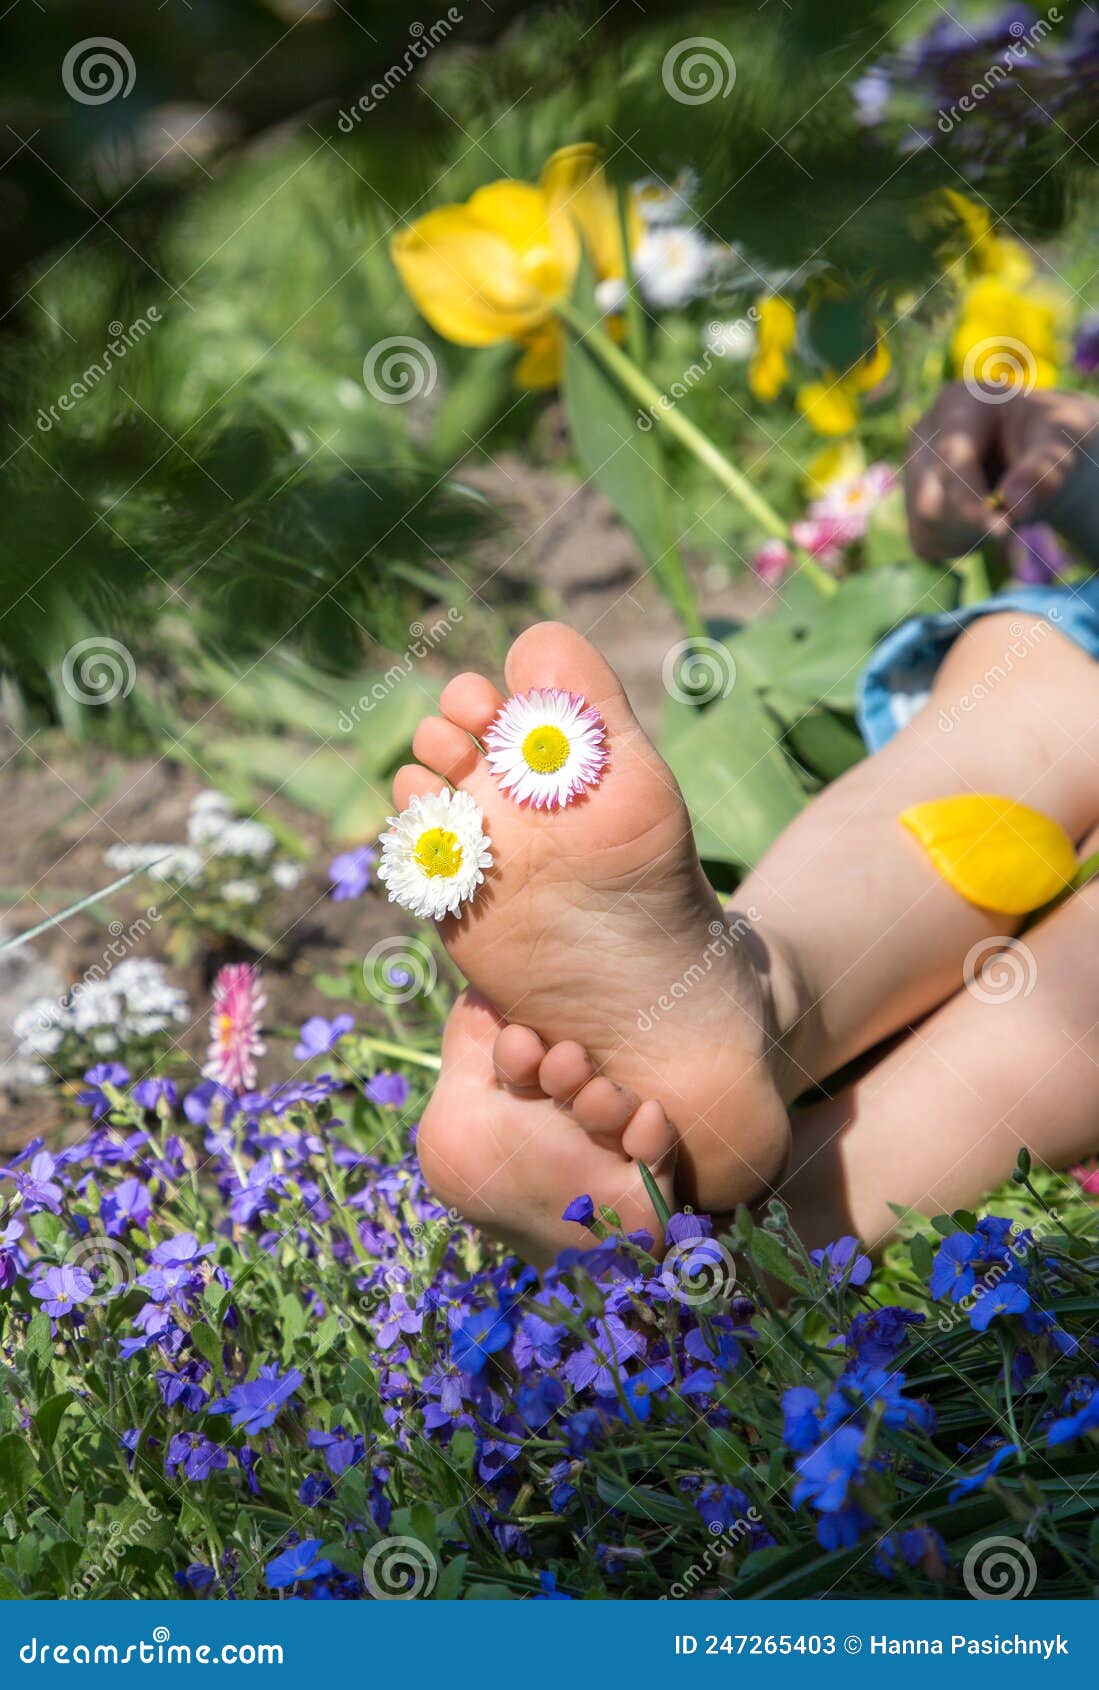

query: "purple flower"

left=365, top=1072, right=411, bottom=1109
left=101, top=1178, right=153, bottom=1236
left=810, top=1235, right=872, bottom=1289
left=873, top=1526, right=949, bottom=1579
left=0, top=1220, right=24, bottom=1292
left=209, top=1365, right=303, bottom=1434
left=30, top=1263, right=93, bottom=1318
left=517, top=1375, right=565, bottom=1431
left=452, top=1308, right=512, bottom=1375
left=3, top=1150, right=63, bottom=1215
left=77, top=1063, right=130, bottom=1119
left=183, top=1080, right=237, bottom=1126
left=969, top=1279, right=1031, bottom=1331
left=1074, top=312, right=1099, bottom=375
left=149, top=1232, right=208, bottom=1267
left=328, top=846, right=376, bottom=902
left=264, top=1538, right=334, bottom=1590
left=1008, top=523, right=1068, bottom=584
left=294, top=1015, right=354, bottom=1061
left=1047, top=1384, right=1099, bottom=1446
left=782, top=1386, right=822, bottom=1454
left=166, top=1433, right=229, bottom=1481
left=174, top=1564, right=216, bottom=1591
left=845, top=1306, right=924, bottom=1366
left=307, top=1426, right=365, bottom=1477
left=132, top=1078, right=178, bottom=1113
left=562, top=1195, right=595, bottom=1227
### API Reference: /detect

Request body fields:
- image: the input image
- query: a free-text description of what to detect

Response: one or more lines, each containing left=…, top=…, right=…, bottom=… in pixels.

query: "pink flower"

left=1070, top=1162, right=1099, bottom=1196
left=790, top=516, right=851, bottom=568
left=204, top=963, right=266, bottom=1093
left=751, top=539, right=792, bottom=584
left=808, top=462, right=897, bottom=539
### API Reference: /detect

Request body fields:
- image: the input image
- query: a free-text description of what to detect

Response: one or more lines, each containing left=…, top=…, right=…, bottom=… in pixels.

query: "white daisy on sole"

left=485, top=688, right=608, bottom=810
left=377, top=788, right=492, bottom=920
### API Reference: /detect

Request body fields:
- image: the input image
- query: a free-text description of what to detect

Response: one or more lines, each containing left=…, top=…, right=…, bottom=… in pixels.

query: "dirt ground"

left=0, top=455, right=766, bottom=1150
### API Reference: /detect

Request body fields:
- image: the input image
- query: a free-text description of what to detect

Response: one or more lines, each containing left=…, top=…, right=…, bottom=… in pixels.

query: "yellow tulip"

left=803, top=439, right=866, bottom=499
left=391, top=145, right=631, bottom=390
left=900, top=794, right=1077, bottom=915
left=940, top=190, right=1033, bottom=286
left=951, top=275, right=1061, bottom=392
left=748, top=296, right=796, bottom=401
left=795, top=336, right=890, bottom=436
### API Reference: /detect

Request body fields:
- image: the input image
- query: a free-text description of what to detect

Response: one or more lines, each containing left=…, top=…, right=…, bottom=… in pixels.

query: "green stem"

left=555, top=299, right=836, bottom=597
left=614, top=187, right=647, bottom=368
left=357, top=1035, right=441, bottom=1073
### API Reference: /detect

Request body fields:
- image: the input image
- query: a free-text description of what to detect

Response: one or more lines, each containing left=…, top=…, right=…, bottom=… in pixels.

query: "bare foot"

left=393, top=622, right=793, bottom=1215
left=418, top=991, right=677, bottom=1268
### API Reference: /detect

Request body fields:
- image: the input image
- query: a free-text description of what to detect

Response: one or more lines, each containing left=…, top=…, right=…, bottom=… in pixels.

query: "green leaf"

left=595, top=1475, right=693, bottom=1525
left=314, top=1314, right=343, bottom=1358
left=748, top=1229, right=808, bottom=1291
left=782, top=704, right=866, bottom=782
left=0, top=1433, right=40, bottom=1512
left=464, top=1582, right=515, bottom=1600
left=434, top=1553, right=469, bottom=1601
left=0, top=1569, right=24, bottom=1600
left=189, top=1323, right=224, bottom=1372
left=910, top=1234, right=935, bottom=1278
left=32, top=1391, right=76, bottom=1452
left=23, top=1313, right=53, bottom=1380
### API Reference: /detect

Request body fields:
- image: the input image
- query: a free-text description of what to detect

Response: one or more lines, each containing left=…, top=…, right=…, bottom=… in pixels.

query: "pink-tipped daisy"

left=485, top=688, right=608, bottom=810
left=204, top=962, right=266, bottom=1093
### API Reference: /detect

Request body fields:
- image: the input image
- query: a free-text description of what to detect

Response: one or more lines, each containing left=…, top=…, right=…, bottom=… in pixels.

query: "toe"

left=622, top=1098, right=677, bottom=1170
left=504, top=622, right=639, bottom=733
left=571, top=1075, right=641, bottom=1141
left=493, top=1023, right=547, bottom=1089
left=412, top=716, right=481, bottom=785
left=392, top=763, right=448, bottom=811
left=538, top=1039, right=597, bottom=1103
left=440, top=672, right=507, bottom=739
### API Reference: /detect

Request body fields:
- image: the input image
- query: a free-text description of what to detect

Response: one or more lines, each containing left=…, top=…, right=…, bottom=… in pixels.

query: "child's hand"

left=905, top=384, right=1099, bottom=563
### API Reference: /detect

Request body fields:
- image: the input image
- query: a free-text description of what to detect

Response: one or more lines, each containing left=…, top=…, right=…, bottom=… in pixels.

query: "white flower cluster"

left=11, top=957, right=190, bottom=1083
left=593, top=169, right=723, bottom=315
left=105, top=790, right=303, bottom=910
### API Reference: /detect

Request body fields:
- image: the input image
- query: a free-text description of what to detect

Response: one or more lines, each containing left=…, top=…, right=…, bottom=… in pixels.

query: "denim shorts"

left=855, top=577, right=1099, bottom=753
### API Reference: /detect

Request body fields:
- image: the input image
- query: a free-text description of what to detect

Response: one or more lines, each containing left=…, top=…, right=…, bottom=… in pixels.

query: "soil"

left=0, top=453, right=766, bottom=1151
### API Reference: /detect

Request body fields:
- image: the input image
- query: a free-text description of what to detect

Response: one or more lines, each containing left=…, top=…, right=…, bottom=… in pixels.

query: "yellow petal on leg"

left=899, top=794, right=1078, bottom=915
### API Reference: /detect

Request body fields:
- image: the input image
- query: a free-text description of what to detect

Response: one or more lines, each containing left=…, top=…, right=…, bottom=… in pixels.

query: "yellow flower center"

left=412, top=827, right=463, bottom=879
left=522, top=724, right=570, bottom=774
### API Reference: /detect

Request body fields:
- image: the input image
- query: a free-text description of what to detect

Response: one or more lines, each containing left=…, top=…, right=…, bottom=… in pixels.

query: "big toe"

left=504, top=622, right=640, bottom=736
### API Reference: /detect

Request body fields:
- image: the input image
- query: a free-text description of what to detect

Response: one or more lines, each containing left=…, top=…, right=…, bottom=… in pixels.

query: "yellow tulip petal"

left=514, top=321, right=562, bottom=389
left=541, top=143, right=634, bottom=280
left=391, top=207, right=553, bottom=346
left=756, top=295, right=797, bottom=353
left=748, top=347, right=787, bottom=402
left=900, top=794, right=1077, bottom=915
left=796, top=380, right=860, bottom=436
left=847, top=336, right=891, bottom=393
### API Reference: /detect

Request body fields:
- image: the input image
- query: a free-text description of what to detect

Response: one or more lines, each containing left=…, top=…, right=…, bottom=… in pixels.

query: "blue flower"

left=77, top=1064, right=130, bottom=1119
left=328, top=847, right=376, bottom=901
left=209, top=1365, right=303, bottom=1434
left=166, top=1433, right=229, bottom=1481
left=30, top=1263, right=93, bottom=1318
left=101, top=1177, right=152, bottom=1235
left=845, top=1307, right=924, bottom=1366
left=533, top=1570, right=573, bottom=1600
left=810, top=1235, right=872, bottom=1289
left=929, top=1233, right=978, bottom=1302
left=264, top=1538, right=335, bottom=1590
left=873, top=1526, right=949, bottom=1579
left=294, top=1015, right=354, bottom=1061
left=132, top=1078, right=178, bottom=1112
left=622, top=1362, right=673, bottom=1423
left=792, top=1426, right=865, bottom=1513
left=451, top=1308, right=512, bottom=1375
left=562, top=1195, right=595, bottom=1226
left=949, top=1443, right=1018, bottom=1501
left=969, top=1280, right=1030, bottom=1332
left=517, top=1375, right=565, bottom=1430
left=1047, top=1385, right=1099, bottom=1447
left=782, top=1386, right=822, bottom=1454
left=174, top=1563, right=216, bottom=1591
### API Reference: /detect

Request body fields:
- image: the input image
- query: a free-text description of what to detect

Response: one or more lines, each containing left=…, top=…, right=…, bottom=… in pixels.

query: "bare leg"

left=740, top=609, right=1099, bottom=1086
left=780, top=825, right=1099, bottom=1249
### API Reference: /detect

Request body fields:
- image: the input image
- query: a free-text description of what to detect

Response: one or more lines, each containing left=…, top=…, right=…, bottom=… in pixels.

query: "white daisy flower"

left=484, top=688, right=607, bottom=811
left=632, top=168, right=698, bottom=225
left=632, top=226, right=712, bottom=310
left=377, top=788, right=492, bottom=921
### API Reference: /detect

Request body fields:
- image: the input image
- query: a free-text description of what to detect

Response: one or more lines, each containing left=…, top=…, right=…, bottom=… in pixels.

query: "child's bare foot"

left=394, top=622, right=794, bottom=1216
left=418, top=990, right=677, bottom=1267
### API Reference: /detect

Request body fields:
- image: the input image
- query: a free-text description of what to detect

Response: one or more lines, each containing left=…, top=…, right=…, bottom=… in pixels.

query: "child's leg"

left=779, top=824, right=1099, bottom=1248
left=740, top=609, right=1099, bottom=1086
